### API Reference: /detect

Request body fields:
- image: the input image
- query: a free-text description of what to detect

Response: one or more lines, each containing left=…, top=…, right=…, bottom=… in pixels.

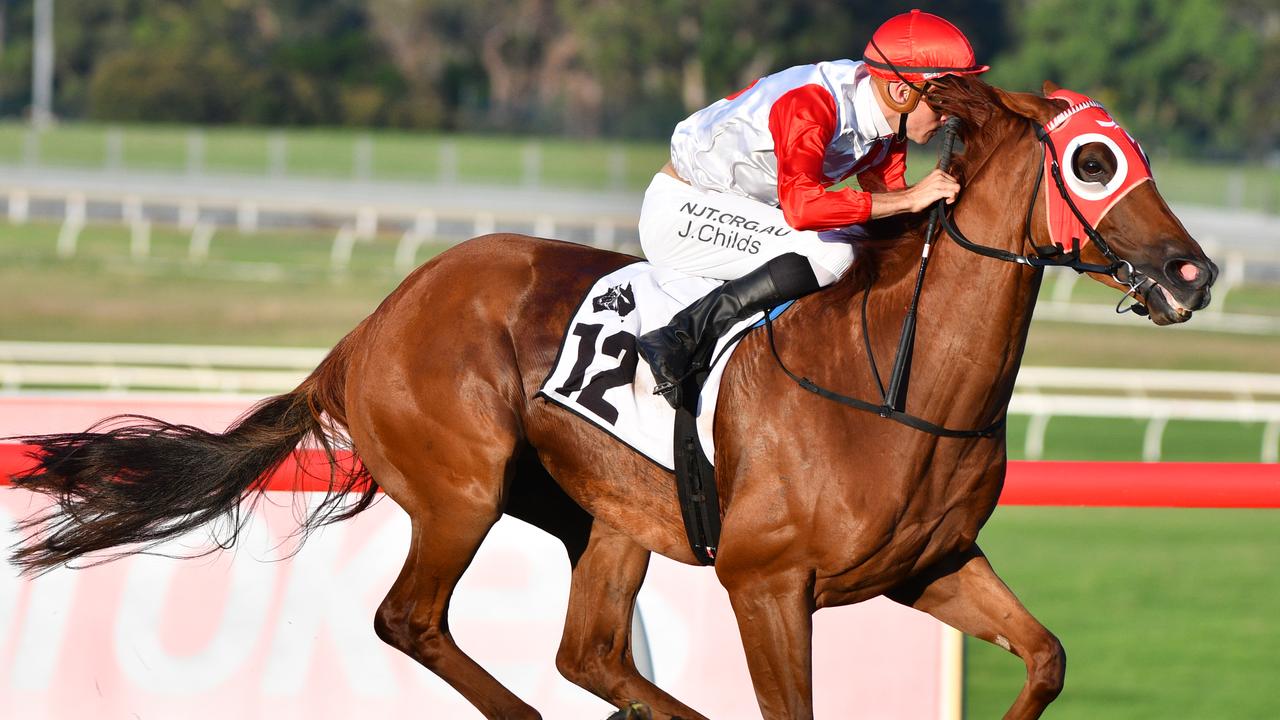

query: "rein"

left=765, top=112, right=1155, bottom=439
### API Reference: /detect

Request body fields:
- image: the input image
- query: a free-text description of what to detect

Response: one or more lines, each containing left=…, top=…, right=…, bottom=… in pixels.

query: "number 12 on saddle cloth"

left=537, top=262, right=779, bottom=470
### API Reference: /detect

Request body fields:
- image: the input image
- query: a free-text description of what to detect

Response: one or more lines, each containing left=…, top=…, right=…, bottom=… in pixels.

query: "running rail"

left=0, top=444, right=1276, bottom=508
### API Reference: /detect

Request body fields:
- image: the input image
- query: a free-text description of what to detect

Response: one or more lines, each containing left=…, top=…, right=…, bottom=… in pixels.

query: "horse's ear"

left=1042, top=79, right=1062, bottom=95
left=992, top=87, right=1063, bottom=125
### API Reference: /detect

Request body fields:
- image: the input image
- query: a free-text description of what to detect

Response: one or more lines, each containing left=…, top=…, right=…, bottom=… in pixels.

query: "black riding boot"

left=638, top=252, right=821, bottom=409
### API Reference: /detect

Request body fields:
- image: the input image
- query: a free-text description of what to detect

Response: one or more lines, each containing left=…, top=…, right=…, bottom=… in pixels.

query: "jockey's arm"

left=771, top=87, right=959, bottom=229
left=855, top=140, right=906, bottom=193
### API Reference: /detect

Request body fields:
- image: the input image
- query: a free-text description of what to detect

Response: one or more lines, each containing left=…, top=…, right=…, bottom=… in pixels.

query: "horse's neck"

left=864, top=127, right=1041, bottom=429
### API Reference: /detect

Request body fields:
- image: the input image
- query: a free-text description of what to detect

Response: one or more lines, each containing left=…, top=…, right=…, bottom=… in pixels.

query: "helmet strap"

left=896, top=113, right=908, bottom=142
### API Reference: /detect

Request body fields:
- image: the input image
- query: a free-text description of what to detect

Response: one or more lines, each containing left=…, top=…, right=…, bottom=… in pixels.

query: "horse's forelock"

left=926, top=76, right=1067, bottom=188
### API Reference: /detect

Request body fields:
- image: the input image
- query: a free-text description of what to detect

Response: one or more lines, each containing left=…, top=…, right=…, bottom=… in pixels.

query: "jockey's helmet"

left=863, top=10, right=988, bottom=85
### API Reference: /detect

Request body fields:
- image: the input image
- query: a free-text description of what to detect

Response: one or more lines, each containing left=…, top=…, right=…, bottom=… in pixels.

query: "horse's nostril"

left=1165, top=258, right=1209, bottom=289
left=1177, top=261, right=1199, bottom=283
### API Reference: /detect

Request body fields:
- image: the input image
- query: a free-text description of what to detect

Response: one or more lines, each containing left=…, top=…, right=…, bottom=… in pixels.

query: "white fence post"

left=56, top=193, right=87, bottom=258
left=394, top=211, right=436, bottom=274
left=1263, top=420, right=1279, bottom=464
left=521, top=142, right=542, bottom=187
left=534, top=215, right=556, bottom=239
left=186, top=130, right=206, bottom=175
left=1050, top=267, right=1079, bottom=304
left=330, top=225, right=356, bottom=273
left=355, top=206, right=378, bottom=241
left=1024, top=412, right=1050, bottom=461
left=105, top=127, right=124, bottom=170
left=593, top=220, right=615, bottom=249
left=268, top=132, right=287, bottom=178
left=1141, top=415, right=1169, bottom=462
left=438, top=141, right=458, bottom=183
left=1225, top=171, right=1245, bottom=209
left=23, top=128, right=40, bottom=166
left=9, top=189, right=29, bottom=224
left=237, top=202, right=259, bottom=234
left=189, top=223, right=215, bottom=263
left=1208, top=251, right=1247, bottom=315
left=608, top=146, right=627, bottom=191
left=354, top=135, right=373, bottom=182
left=179, top=200, right=200, bottom=231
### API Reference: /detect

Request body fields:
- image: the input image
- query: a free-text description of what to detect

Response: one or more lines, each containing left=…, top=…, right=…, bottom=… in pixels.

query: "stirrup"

left=651, top=380, right=679, bottom=397
left=651, top=381, right=682, bottom=410
left=649, top=360, right=704, bottom=395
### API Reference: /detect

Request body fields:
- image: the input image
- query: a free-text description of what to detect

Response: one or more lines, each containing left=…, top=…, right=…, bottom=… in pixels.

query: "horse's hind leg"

left=354, top=425, right=540, bottom=719
left=556, top=521, right=708, bottom=720
left=887, top=545, right=1066, bottom=720
left=375, top=512, right=544, bottom=719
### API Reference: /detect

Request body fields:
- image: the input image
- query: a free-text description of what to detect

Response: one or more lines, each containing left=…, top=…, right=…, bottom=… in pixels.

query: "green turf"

left=204, top=127, right=271, bottom=175
left=121, top=125, right=189, bottom=171
left=965, top=507, right=1280, bottom=720
left=0, top=221, right=427, bottom=346
left=3, top=121, right=1276, bottom=207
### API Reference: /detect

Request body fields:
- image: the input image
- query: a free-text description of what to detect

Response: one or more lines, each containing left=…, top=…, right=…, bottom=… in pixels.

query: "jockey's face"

left=883, top=80, right=947, bottom=145
left=903, top=87, right=945, bottom=145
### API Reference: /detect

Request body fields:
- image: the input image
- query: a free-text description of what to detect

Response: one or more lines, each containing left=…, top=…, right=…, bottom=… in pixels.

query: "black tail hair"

left=9, top=335, right=376, bottom=575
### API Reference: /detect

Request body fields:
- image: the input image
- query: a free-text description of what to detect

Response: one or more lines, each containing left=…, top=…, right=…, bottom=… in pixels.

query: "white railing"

left=1, top=342, right=1278, bottom=463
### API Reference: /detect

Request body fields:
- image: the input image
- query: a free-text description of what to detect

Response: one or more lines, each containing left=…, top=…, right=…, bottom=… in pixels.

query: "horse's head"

left=928, top=77, right=1217, bottom=326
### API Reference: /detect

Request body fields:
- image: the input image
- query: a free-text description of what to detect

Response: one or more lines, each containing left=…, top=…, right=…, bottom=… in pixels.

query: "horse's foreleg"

left=887, top=545, right=1065, bottom=720
left=556, top=521, right=708, bottom=720
left=721, top=570, right=815, bottom=720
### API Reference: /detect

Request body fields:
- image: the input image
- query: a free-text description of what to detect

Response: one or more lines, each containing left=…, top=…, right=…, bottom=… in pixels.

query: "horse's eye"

left=1083, top=160, right=1103, bottom=175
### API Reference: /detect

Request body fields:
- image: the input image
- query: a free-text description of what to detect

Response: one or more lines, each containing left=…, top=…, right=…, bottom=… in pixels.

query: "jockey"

left=637, top=9, right=988, bottom=409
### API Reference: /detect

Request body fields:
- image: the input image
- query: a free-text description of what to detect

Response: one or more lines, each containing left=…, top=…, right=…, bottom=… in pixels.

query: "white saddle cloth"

left=537, top=262, right=779, bottom=471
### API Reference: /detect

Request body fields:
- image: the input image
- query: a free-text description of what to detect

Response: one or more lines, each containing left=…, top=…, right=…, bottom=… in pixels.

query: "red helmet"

left=863, top=10, right=988, bottom=84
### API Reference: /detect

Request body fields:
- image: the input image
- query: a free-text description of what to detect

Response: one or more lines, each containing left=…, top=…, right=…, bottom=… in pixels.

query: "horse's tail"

left=9, top=331, right=376, bottom=575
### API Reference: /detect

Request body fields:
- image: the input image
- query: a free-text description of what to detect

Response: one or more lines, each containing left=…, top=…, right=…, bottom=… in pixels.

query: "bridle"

left=862, top=43, right=1157, bottom=314
left=765, top=108, right=1156, bottom=439
left=941, top=118, right=1155, bottom=316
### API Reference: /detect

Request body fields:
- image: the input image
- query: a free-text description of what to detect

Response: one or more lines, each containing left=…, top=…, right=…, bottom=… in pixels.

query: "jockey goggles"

left=1040, top=88, right=1154, bottom=251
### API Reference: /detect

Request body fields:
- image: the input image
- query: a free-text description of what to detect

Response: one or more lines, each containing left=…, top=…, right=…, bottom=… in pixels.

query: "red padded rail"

left=0, top=443, right=1276, bottom=507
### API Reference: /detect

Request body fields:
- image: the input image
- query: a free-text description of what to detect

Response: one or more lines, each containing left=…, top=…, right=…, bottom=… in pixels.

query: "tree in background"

left=68, top=0, right=405, bottom=126
left=992, top=0, right=1276, bottom=158
left=0, top=0, right=1271, bottom=158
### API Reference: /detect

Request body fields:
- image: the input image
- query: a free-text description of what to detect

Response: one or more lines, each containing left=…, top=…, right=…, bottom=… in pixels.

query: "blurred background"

left=0, top=1, right=1276, bottom=718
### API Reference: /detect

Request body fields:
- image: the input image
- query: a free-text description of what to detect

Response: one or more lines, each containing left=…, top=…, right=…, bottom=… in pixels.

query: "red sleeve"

left=856, top=140, right=907, bottom=193
left=769, top=84, right=875, bottom=231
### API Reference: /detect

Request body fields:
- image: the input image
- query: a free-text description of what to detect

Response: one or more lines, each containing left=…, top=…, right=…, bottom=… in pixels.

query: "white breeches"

left=638, top=172, right=861, bottom=286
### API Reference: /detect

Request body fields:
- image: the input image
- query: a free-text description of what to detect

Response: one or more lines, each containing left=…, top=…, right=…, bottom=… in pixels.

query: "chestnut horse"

left=11, top=77, right=1215, bottom=720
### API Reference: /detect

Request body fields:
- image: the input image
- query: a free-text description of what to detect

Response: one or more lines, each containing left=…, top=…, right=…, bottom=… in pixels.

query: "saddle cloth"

left=537, top=262, right=782, bottom=471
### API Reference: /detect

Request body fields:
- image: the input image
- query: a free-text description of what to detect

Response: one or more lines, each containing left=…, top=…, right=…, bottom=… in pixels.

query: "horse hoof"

left=605, top=701, right=653, bottom=720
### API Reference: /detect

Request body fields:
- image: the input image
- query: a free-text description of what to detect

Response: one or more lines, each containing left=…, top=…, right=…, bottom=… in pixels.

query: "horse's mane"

left=833, top=75, right=1030, bottom=294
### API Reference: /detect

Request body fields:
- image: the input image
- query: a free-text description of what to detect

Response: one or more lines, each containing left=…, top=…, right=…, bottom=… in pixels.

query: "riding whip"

left=884, top=116, right=963, bottom=412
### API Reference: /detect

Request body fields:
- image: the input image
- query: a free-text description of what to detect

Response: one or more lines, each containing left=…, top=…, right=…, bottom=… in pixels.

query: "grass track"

left=965, top=507, right=1279, bottom=720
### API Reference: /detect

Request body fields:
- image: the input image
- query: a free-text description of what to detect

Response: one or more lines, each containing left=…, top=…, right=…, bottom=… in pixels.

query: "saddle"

left=537, top=262, right=789, bottom=565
